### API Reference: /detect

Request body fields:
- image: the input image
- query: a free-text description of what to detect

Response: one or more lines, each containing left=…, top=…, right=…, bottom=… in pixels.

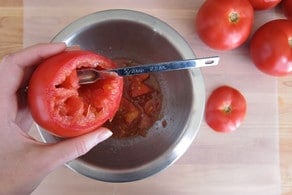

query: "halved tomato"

left=28, top=50, right=123, bottom=137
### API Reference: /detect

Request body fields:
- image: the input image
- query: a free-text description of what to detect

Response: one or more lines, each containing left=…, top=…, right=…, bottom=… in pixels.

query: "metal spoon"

left=77, top=56, right=220, bottom=85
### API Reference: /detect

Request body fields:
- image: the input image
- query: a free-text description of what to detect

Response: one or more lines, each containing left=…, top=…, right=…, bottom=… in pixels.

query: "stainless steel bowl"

left=38, top=9, right=205, bottom=182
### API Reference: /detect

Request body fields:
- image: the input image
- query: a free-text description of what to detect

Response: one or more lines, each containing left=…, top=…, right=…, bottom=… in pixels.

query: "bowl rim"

left=38, top=9, right=205, bottom=182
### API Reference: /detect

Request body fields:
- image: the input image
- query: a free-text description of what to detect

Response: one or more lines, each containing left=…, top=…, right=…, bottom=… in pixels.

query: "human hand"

left=0, top=43, right=112, bottom=195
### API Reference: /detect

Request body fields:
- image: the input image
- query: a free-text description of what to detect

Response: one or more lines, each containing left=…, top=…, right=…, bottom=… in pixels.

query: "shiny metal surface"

left=37, top=9, right=206, bottom=182
left=77, top=57, right=219, bottom=85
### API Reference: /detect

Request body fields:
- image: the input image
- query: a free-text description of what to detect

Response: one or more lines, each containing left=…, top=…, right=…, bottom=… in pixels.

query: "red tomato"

left=250, top=19, right=292, bottom=76
left=205, top=86, right=247, bottom=133
left=248, top=0, right=282, bottom=10
left=282, top=0, right=292, bottom=20
left=28, top=50, right=123, bottom=137
left=195, top=0, right=254, bottom=50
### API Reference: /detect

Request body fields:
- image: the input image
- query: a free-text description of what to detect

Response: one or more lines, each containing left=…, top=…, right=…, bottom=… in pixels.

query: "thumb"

left=43, top=127, right=112, bottom=172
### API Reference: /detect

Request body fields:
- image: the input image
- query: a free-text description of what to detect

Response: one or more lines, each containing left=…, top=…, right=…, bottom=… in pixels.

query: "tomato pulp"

left=195, top=0, right=254, bottom=50
left=250, top=19, right=292, bottom=76
left=104, top=59, right=163, bottom=138
left=28, top=50, right=123, bottom=137
left=205, top=86, right=247, bottom=133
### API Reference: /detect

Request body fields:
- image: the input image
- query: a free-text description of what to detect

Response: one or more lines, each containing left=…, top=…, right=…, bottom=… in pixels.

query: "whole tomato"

left=248, top=0, right=282, bottom=10
left=28, top=50, right=123, bottom=137
left=205, top=86, right=247, bottom=133
left=282, top=0, right=292, bottom=20
left=195, top=0, right=254, bottom=50
left=250, top=19, right=292, bottom=76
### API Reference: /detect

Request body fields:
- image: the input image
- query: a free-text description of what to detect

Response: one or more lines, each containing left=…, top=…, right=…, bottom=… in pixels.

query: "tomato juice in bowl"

left=37, top=9, right=205, bottom=182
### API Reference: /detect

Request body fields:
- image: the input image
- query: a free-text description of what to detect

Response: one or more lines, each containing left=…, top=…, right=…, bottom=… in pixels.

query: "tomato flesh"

left=28, top=50, right=123, bottom=137
left=104, top=59, right=163, bottom=138
left=129, top=74, right=153, bottom=97
left=205, top=86, right=247, bottom=133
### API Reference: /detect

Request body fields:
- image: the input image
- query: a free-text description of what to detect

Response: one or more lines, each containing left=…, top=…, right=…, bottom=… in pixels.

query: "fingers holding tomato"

left=195, top=0, right=254, bottom=50
left=205, top=86, right=247, bottom=133
left=28, top=50, right=123, bottom=138
left=250, top=19, right=292, bottom=76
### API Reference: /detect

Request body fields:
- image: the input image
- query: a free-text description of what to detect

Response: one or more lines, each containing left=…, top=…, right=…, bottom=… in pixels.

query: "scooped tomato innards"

left=104, top=58, right=163, bottom=138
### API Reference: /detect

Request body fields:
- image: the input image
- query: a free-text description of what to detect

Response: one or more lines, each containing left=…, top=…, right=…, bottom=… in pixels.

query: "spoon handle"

left=112, top=56, right=219, bottom=76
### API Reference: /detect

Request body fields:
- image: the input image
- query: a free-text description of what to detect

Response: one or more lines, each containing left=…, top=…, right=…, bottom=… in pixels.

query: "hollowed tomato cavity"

left=52, top=62, right=111, bottom=126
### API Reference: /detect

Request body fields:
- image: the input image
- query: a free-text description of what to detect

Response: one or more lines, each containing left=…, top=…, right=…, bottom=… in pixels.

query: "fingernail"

left=96, top=128, right=113, bottom=142
left=52, top=42, right=67, bottom=47
left=65, top=45, right=81, bottom=51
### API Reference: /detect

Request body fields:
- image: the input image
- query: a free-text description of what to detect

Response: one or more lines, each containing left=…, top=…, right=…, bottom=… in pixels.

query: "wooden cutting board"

left=23, top=0, right=281, bottom=194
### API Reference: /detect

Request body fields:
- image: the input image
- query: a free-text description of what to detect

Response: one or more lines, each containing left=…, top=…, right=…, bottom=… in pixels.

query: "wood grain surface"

left=0, top=0, right=291, bottom=194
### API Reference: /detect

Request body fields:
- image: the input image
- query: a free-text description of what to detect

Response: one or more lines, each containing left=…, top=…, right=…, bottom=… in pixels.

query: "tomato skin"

left=250, top=19, right=292, bottom=76
left=248, top=0, right=281, bottom=10
left=282, top=0, right=292, bottom=20
left=205, top=86, right=247, bottom=133
left=195, top=0, right=254, bottom=50
left=28, top=50, right=123, bottom=137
